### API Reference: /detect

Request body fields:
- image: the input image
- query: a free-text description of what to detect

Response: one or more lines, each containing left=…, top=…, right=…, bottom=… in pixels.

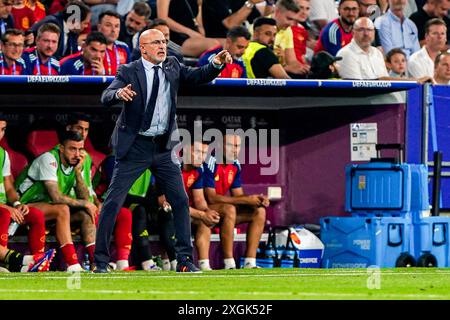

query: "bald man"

left=96, top=29, right=232, bottom=273
left=336, top=17, right=432, bottom=83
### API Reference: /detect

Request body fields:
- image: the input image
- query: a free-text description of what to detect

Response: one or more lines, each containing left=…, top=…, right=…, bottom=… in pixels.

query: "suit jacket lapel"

left=135, top=60, right=147, bottom=110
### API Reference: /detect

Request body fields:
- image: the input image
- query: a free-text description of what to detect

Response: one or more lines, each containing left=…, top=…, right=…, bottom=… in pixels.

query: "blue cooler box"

left=412, top=216, right=450, bottom=267
left=320, top=216, right=413, bottom=268
left=346, top=163, right=429, bottom=218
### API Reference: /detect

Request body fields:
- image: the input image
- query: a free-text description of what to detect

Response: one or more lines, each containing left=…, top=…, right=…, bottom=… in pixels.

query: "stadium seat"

left=84, top=137, right=107, bottom=175
left=26, top=130, right=59, bottom=158
left=26, top=129, right=106, bottom=175
left=0, top=137, right=29, bottom=179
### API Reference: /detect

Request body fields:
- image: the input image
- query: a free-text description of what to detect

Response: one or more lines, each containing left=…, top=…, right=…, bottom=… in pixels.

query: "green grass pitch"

left=1, top=268, right=450, bottom=300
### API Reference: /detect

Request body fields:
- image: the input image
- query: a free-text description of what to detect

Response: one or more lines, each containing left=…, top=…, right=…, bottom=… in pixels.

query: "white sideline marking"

left=1, top=270, right=450, bottom=280
left=0, top=288, right=445, bottom=299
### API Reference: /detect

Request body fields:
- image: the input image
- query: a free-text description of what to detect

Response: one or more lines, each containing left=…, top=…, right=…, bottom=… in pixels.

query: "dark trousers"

left=94, top=135, right=192, bottom=268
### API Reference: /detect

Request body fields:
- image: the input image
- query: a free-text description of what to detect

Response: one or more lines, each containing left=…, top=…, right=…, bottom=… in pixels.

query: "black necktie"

left=141, top=65, right=160, bottom=131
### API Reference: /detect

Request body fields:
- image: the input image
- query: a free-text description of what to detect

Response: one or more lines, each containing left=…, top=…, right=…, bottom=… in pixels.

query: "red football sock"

left=24, top=207, right=46, bottom=254
left=85, top=243, right=95, bottom=264
left=115, top=208, right=132, bottom=261
left=0, top=207, right=10, bottom=247
left=60, top=243, right=79, bottom=266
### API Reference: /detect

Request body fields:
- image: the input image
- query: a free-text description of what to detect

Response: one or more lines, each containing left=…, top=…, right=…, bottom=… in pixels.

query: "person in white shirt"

left=336, top=17, right=389, bottom=79
left=408, top=18, right=447, bottom=78
left=434, top=51, right=450, bottom=84
left=336, top=17, right=433, bottom=83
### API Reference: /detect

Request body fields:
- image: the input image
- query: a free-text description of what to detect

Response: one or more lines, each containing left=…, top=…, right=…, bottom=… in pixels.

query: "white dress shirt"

left=336, top=39, right=388, bottom=80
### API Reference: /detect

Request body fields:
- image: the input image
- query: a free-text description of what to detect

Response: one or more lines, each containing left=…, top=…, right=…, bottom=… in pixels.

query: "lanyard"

left=105, top=44, right=120, bottom=75
left=35, top=50, right=52, bottom=75
left=81, top=64, right=95, bottom=75
left=1, top=56, right=16, bottom=75
left=0, top=20, right=5, bottom=35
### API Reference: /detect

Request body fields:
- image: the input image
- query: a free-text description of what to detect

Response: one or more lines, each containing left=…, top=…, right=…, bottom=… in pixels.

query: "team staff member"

left=95, top=28, right=231, bottom=273
left=66, top=114, right=133, bottom=271
left=60, top=31, right=107, bottom=75
left=97, top=11, right=131, bottom=76
left=0, top=29, right=28, bottom=75
left=22, top=23, right=60, bottom=75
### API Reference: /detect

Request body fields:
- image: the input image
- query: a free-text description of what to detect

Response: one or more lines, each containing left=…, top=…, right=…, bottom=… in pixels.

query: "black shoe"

left=93, top=265, right=109, bottom=273
left=176, top=257, right=202, bottom=273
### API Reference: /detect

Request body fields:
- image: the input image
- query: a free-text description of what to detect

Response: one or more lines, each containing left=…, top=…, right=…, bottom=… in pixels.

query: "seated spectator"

left=16, top=131, right=94, bottom=272
left=337, top=17, right=432, bottom=83
left=374, top=0, right=420, bottom=59
left=97, top=10, right=130, bottom=75
left=308, top=0, right=339, bottom=38
left=291, top=0, right=314, bottom=65
left=308, top=50, right=342, bottom=79
left=242, top=17, right=290, bottom=78
left=314, top=0, right=359, bottom=56
left=0, top=29, right=28, bottom=75
left=22, top=23, right=61, bottom=75
left=32, top=0, right=92, bottom=59
left=118, top=1, right=151, bottom=51
left=11, top=0, right=35, bottom=32
left=434, top=51, right=450, bottom=84
left=60, top=31, right=107, bottom=75
left=24, top=0, right=46, bottom=23
left=386, top=47, right=407, bottom=77
left=198, top=26, right=251, bottom=78
left=336, top=17, right=390, bottom=79
left=0, top=117, right=47, bottom=259
left=201, top=0, right=266, bottom=39
left=66, top=113, right=132, bottom=271
left=130, top=18, right=184, bottom=62
left=408, top=18, right=447, bottom=78
left=409, top=0, right=450, bottom=47
left=204, top=134, right=269, bottom=269
left=156, top=0, right=221, bottom=57
left=0, top=0, right=14, bottom=39
left=273, top=0, right=310, bottom=77
left=83, top=0, right=118, bottom=26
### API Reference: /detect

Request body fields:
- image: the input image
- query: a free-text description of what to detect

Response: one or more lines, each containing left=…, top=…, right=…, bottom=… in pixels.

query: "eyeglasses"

left=141, top=39, right=169, bottom=46
left=4, top=42, right=24, bottom=48
left=354, top=28, right=375, bottom=33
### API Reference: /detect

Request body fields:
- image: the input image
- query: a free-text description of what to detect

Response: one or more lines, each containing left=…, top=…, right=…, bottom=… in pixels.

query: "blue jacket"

left=101, top=56, right=223, bottom=159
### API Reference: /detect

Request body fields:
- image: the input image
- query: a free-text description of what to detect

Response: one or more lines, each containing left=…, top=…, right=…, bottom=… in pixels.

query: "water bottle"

left=8, top=221, right=19, bottom=237
left=82, top=253, right=90, bottom=271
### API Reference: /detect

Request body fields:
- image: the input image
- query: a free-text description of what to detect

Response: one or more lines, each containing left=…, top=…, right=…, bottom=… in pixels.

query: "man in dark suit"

left=94, top=28, right=232, bottom=273
left=31, top=0, right=91, bottom=59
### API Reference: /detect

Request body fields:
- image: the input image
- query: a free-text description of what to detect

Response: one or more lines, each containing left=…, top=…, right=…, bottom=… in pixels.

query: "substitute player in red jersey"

left=22, top=23, right=60, bottom=75
left=180, top=141, right=240, bottom=271
left=0, top=117, right=46, bottom=257
left=203, top=134, right=269, bottom=269
left=97, top=11, right=130, bottom=76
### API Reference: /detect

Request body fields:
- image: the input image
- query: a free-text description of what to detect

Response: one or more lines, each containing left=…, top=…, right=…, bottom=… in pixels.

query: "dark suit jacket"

left=101, top=56, right=223, bottom=159
left=31, top=13, right=79, bottom=60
